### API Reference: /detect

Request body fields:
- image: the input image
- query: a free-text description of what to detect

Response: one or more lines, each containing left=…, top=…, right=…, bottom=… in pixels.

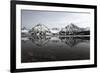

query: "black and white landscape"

left=21, top=10, right=90, bottom=63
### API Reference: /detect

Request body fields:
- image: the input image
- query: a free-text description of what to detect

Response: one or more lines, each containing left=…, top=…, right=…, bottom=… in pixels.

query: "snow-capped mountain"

left=59, top=23, right=90, bottom=35
left=29, top=24, right=51, bottom=36
left=65, top=23, right=81, bottom=32
left=64, top=23, right=90, bottom=32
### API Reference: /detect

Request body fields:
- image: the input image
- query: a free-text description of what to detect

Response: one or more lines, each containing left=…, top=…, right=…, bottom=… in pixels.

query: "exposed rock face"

left=65, top=23, right=82, bottom=32
left=59, top=23, right=90, bottom=35
left=29, top=24, right=51, bottom=37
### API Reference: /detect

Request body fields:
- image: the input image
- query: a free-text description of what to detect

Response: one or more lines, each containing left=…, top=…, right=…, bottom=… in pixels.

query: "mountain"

left=59, top=23, right=90, bottom=35
left=29, top=24, right=51, bottom=36
left=65, top=23, right=90, bottom=32
left=32, top=24, right=50, bottom=31
left=66, top=23, right=79, bottom=29
left=65, top=23, right=82, bottom=32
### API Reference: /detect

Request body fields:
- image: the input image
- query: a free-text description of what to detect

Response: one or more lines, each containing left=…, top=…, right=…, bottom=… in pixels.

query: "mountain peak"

left=70, top=23, right=75, bottom=26
left=66, top=23, right=79, bottom=29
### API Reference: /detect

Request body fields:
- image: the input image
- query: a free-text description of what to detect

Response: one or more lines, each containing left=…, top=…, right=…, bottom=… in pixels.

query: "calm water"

left=21, top=36, right=90, bottom=63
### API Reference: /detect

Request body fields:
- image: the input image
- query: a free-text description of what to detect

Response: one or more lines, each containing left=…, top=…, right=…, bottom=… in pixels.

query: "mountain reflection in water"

left=21, top=35, right=90, bottom=63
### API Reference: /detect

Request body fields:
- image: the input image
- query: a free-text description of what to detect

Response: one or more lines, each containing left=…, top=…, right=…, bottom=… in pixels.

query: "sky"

left=21, top=10, right=90, bottom=30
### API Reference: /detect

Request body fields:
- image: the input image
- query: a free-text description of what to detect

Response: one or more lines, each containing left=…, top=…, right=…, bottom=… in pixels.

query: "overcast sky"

left=21, top=10, right=90, bottom=30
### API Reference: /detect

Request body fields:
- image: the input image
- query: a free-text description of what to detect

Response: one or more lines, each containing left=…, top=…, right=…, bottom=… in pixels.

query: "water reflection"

left=59, top=37, right=89, bottom=47
left=22, top=35, right=89, bottom=48
left=21, top=35, right=90, bottom=63
left=29, top=35, right=51, bottom=47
